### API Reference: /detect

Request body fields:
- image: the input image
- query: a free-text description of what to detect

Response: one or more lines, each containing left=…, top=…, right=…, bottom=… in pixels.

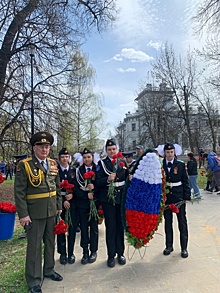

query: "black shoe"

left=117, top=255, right=126, bottom=265
left=59, top=254, right=67, bottom=265
left=29, top=285, right=42, bottom=293
left=68, top=255, right=75, bottom=264
left=181, top=249, right=188, bottom=258
left=107, top=257, right=115, bottom=268
left=76, top=226, right=80, bottom=233
left=45, top=272, right=63, bottom=281
left=163, top=247, right=174, bottom=255
left=81, top=254, right=89, bottom=265
left=88, top=252, right=97, bottom=263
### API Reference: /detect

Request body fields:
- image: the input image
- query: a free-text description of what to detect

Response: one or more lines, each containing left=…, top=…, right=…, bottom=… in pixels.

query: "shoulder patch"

left=96, top=165, right=100, bottom=172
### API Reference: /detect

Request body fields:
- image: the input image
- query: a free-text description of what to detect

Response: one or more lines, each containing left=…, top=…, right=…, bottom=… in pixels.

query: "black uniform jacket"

left=163, top=158, right=191, bottom=204
left=187, top=160, right=198, bottom=176
left=73, top=163, right=97, bottom=209
left=58, top=164, right=76, bottom=209
left=95, top=157, right=128, bottom=205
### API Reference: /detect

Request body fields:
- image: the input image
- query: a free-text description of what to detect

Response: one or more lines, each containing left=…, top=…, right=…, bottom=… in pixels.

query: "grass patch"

left=0, top=226, right=28, bottom=293
left=197, top=168, right=207, bottom=189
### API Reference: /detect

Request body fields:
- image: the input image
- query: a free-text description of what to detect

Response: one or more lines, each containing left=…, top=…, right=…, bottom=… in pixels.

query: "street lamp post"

left=29, top=44, right=35, bottom=136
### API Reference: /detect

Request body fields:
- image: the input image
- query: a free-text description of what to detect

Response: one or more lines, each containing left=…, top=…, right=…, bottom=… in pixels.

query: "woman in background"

left=187, top=152, right=200, bottom=198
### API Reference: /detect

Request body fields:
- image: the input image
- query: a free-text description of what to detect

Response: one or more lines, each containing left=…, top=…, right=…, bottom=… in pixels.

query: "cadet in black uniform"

left=73, top=148, right=98, bottom=265
left=95, top=139, right=128, bottom=268
left=57, top=148, right=77, bottom=265
left=162, top=143, right=191, bottom=258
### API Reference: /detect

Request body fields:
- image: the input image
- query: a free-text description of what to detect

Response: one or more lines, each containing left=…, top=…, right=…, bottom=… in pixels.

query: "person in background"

left=95, top=139, right=129, bottom=268
left=14, top=131, right=63, bottom=293
left=73, top=148, right=99, bottom=265
left=5, top=160, right=13, bottom=180
left=206, top=152, right=220, bottom=195
left=135, top=145, right=144, bottom=159
left=187, top=152, right=200, bottom=198
left=198, top=148, right=205, bottom=168
left=162, top=143, right=191, bottom=259
left=122, top=151, right=136, bottom=172
left=57, top=148, right=77, bottom=265
left=204, top=168, right=213, bottom=192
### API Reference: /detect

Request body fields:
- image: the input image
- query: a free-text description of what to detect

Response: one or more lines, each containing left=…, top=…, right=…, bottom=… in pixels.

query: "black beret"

left=122, top=151, right=134, bottom=158
left=105, top=139, right=116, bottom=148
left=30, top=131, right=54, bottom=146
left=164, top=143, right=175, bottom=151
left=58, top=148, right=69, bottom=156
left=81, top=148, right=92, bottom=155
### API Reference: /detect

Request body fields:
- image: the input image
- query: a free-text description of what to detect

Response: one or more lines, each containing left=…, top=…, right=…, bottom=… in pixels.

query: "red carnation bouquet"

left=59, top=180, right=74, bottom=226
left=0, top=173, right=6, bottom=184
left=0, top=174, right=16, bottom=213
left=108, top=152, right=124, bottom=205
left=0, top=201, right=16, bottom=213
left=83, top=170, right=98, bottom=221
left=54, top=217, right=68, bottom=234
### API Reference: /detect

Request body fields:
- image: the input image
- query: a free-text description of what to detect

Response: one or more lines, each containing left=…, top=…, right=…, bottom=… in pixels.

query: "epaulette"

left=21, top=157, right=32, bottom=162
left=177, top=159, right=184, bottom=163
left=48, top=158, right=56, bottom=163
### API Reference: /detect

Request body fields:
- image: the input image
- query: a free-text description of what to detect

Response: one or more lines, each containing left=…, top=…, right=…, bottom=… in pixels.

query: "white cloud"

left=107, top=48, right=153, bottom=63
left=147, top=40, right=163, bottom=50
left=117, top=67, right=136, bottom=73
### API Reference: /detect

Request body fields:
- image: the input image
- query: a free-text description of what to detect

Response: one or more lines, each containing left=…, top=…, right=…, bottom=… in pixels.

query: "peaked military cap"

left=136, top=145, right=144, bottom=149
left=81, top=148, right=92, bottom=155
left=105, top=139, right=116, bottom=148
left=58, top=148, right=69, bottom=156
left=122, top=151, right=134, bottom=158
left=164, top=143, right=175, bottom=150
left=30, top=131, right=54, bottom=146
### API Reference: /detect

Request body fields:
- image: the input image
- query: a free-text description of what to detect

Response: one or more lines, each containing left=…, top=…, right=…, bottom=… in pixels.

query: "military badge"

left=174, top=167, right=178, bottom=174
left=96, top=165, right=100, bottom=172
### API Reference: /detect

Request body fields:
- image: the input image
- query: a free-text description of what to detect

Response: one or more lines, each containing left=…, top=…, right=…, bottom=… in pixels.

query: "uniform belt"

left=80, top=187, right=90, bottom=191
left=113, top=181, right=125, bottom=187
left=166, top=181, right=182, bottom=187
left=26, top=191, right=56, bottom=199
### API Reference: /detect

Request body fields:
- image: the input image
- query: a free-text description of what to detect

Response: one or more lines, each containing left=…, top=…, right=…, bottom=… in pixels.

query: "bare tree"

left=152, top=44, right=201, bottom=151
left=60, top=50, right=106, bottom=152
left=0, top=0, right=116, bottom=155
left=193, top=0, right=220, bottom=34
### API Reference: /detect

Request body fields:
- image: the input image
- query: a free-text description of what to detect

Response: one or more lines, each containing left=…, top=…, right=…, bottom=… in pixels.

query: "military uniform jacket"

left=163, top=158, right=191, bottom=204
left=95, top=157, right=128, bottom=205
left=73, top=164, right=97, bottom=209
left=14, top=155, right=62, bottom=220
left=58, top=165, right=76, bottom=209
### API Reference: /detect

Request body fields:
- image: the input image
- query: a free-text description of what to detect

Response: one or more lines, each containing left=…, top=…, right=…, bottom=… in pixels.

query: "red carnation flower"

left=169, top=203, right=179, bottom=213
left=83, top=171, right=95, bottom=179
left=60, top=180, right=74, bottom=192
left=119, top=161, right=125, bottom=167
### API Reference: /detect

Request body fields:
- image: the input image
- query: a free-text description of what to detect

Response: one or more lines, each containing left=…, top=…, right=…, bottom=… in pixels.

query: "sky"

left=82, top=0, right=203, bottom=138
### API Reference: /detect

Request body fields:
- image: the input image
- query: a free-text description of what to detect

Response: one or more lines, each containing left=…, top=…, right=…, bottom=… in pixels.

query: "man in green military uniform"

left=14, top=131, right=63, bottom=293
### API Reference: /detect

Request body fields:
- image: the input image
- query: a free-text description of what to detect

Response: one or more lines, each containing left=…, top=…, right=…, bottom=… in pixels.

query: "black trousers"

left=102, top=202, right=125, bottom=258
left=57, top=208, right=77, bottom=257
left=164, top=203, right=188, bottom=250
left=78, top=207, right=98, bottom=255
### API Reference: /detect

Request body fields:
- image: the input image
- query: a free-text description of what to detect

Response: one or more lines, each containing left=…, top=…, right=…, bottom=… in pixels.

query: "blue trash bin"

left=0, top=212, right=16, bottom=240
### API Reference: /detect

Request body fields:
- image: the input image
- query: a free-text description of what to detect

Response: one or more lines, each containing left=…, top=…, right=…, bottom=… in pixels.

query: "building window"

left=132, top=140, right=136, bottom=149
left=132, top=123, right=136, bottom=131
